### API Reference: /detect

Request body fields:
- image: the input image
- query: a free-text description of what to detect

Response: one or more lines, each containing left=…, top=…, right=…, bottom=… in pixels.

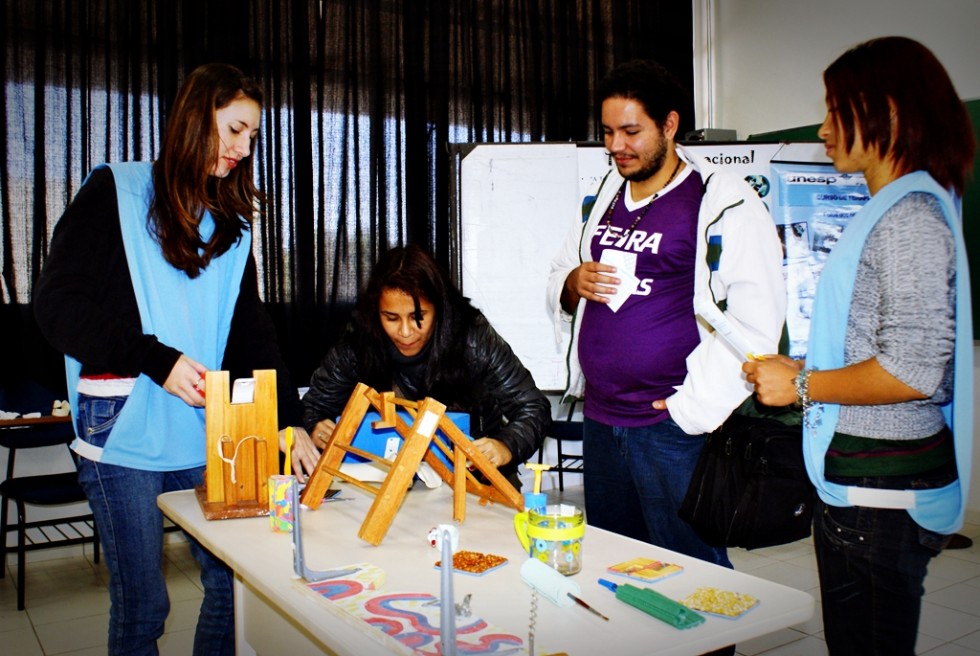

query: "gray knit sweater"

left=837, top=192, right=955, bottom=439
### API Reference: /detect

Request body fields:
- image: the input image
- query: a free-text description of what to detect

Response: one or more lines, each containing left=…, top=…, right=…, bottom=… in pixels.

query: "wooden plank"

left=300, top=383, right=372, bottom=509
left=437, top=415, right=523, bottom=511
left=373, top=391, right=396, bottom=429
left=358, top=397, right=446, bottom=545
left=452, top=443, right=467, bottom=521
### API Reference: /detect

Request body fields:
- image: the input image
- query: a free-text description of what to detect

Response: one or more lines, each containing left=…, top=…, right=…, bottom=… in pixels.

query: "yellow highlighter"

left=284, top=426, right=293, bottom=477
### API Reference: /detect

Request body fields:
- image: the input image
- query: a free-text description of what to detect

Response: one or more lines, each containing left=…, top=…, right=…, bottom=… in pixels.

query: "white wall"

left=694, top=0, right=980, bottom=521
left=695, top=0, right=980, bottom=138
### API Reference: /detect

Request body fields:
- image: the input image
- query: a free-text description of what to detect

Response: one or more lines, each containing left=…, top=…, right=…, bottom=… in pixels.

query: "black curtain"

left=0, top=0, right=692, bottom=390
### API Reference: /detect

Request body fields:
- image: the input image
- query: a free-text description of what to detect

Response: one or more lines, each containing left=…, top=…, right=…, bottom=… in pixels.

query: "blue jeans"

left=75, top=394, right=235, bottom=656
left=583, top=417, right=731, bottom=568
left=814, top=494, right=946, bottom=656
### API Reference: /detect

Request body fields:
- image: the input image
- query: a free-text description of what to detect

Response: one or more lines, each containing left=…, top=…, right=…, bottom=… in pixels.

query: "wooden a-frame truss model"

left=299, top=383, right=524, bottom=545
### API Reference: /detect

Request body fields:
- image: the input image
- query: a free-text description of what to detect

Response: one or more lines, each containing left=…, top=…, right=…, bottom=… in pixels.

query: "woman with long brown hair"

left=34, top=63, right=311, bottom=655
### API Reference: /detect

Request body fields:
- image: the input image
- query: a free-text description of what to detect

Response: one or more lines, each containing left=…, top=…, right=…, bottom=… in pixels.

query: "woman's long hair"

left=149, top=63, right=265, bottom=277
left=350, top=244, right=478, bottom=400
left=823, top=37, right=974, bottom=195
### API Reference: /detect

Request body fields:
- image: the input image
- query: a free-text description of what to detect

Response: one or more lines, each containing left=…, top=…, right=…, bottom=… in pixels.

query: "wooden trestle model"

left=300, top=383, right=524, bottom=545
left=196, top=370, right=279, bottom=520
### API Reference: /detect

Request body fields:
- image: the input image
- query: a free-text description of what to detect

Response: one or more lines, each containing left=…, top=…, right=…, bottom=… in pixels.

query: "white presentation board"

left=459, top=142, right=825, bottom=392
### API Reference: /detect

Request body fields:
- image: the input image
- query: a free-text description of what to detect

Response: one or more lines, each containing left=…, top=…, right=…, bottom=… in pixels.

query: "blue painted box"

left=344, top=410, right=472, bottom=469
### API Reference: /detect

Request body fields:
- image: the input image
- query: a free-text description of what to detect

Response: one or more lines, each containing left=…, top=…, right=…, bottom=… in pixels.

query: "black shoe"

left=945, top=533, right=973, bottom=550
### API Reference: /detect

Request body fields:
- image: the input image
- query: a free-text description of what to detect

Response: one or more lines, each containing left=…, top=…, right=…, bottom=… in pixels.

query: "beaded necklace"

left=603, top=156, right=683, bottom=241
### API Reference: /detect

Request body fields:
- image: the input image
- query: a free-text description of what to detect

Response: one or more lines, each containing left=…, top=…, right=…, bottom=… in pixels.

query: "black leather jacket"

left=302, top=314, right=550, bottom=473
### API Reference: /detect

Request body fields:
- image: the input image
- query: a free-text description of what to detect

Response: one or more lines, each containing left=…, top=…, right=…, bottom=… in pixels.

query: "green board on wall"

left=749, top=99, right=980, bottom=337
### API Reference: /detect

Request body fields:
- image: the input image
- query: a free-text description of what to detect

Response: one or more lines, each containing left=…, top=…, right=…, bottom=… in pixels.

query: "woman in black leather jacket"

left=301, top=244, right=550, bottom=481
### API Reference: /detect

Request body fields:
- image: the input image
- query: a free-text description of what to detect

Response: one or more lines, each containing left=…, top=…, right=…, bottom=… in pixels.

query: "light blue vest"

left=804, top=171, right=973, bottom=534
left=67, top=162, right=250, bottom=471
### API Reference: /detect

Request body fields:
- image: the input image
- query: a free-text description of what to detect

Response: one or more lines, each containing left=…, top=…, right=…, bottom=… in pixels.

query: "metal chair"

left=0, top=417, right=99, bottom=610
left=538, top=401, right=583, bottom=492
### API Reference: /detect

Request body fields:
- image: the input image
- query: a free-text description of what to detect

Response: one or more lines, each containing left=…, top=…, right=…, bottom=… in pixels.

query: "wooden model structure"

left=196, top=370, right=279, bottom=520
left=300, top=383, right=524, bottom=545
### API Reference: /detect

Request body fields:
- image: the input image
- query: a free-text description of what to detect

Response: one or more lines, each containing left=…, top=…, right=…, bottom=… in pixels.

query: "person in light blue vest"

left=743, top=37, right=975, bottom=655
left=34, top=64, right=312, bottom=656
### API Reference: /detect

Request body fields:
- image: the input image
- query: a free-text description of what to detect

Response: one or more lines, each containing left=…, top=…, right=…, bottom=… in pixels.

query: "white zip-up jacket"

left=546, top=144, right=786, bottom=435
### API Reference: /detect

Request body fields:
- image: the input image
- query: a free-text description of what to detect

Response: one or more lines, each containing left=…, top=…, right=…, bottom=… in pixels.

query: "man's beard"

left=620, top=134, right=669, bottom=183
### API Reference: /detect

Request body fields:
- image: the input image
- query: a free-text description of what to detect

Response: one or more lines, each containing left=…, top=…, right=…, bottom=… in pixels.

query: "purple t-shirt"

left=579, top=170, right=704, bottom=426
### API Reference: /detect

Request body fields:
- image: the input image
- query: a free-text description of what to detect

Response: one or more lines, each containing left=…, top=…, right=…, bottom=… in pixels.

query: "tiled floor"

left=3, top=490, right=980, bottom=655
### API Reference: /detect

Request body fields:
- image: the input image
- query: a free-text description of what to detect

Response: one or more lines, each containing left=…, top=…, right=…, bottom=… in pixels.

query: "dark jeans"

left=583, top=417, right=731, bottom=568
left=814, top=495, right=946, bottom=655
left=75, top=393, right=235, bottom=656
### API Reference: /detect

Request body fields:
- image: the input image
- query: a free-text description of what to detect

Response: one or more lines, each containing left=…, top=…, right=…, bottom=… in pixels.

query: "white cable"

left=216, top=434, right=261, bottom=484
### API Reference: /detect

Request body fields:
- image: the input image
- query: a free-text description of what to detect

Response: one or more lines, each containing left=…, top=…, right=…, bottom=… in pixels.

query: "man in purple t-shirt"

left=547, top=61, right=785, bottom=568
left=578, top=162, right=703, bottom=427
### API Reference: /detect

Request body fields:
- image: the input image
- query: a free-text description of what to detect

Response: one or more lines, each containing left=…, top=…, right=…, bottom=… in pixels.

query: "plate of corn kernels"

left=679, top=587, right=759, bottom=619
